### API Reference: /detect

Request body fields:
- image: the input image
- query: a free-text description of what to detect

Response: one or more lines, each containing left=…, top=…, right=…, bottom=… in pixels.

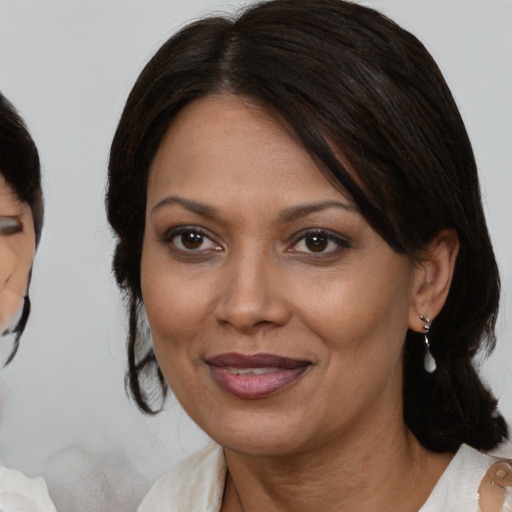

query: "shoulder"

left=0, top=466, right=57, bottom=512
left=421, top=444, right=512, bottom=512
left=477, top=448, right=512, bottom=512
left=137, top=443, right=226, bottom=512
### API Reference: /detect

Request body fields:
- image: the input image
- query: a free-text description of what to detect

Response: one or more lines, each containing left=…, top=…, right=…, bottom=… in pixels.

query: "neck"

left=221, top=419, right=453, bottom=512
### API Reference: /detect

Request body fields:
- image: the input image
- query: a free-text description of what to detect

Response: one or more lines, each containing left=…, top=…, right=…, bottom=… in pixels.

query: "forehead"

left=147, top=94, right=355, bottom=210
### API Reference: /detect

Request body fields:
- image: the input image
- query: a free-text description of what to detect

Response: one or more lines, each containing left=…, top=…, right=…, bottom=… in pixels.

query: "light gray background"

left=0, top=0, right=510, bottom=496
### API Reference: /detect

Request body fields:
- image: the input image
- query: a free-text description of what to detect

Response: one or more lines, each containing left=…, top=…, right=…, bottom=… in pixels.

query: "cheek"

left=143, top=275, right=212, bottom=337
left=141, top=259, right=219, bottom=416
left=0, top=289, right=24, bottom=333
left=0, top=243, right=29, bottom=333
left=140, top=245, right=215, bottom=365
left=0, top=243, right=17, bottom=284
left=291, top=261, right=413, bottom=360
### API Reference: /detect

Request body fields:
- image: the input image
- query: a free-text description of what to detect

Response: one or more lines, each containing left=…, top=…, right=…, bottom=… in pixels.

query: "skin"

left=141, top=94, right=459, bottom=511
left=0, top=176, right=35, bottom=334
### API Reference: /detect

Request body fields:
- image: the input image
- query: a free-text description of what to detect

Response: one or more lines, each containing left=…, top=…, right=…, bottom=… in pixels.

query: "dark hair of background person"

left=0, top=91, right=44, bottom=362
left=106, top=0, right=508, bottom=452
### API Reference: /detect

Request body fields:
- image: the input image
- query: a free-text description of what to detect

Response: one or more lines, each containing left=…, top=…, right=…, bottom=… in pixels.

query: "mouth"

left=205, top=352, right=311, bottom=399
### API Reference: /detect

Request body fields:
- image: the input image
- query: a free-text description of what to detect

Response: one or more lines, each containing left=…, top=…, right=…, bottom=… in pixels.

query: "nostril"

left=215, top=298, right=291, bottom=333
left=216, top=313, right=274, bottom=333
left=251, top=319, right=277, bottom=330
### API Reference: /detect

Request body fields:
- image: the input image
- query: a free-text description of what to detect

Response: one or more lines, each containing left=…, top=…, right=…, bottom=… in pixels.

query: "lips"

left=205, top=352, right=311, bottom=399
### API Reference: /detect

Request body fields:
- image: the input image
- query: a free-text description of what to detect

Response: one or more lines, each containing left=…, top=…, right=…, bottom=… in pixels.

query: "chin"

left=196, top=408, right=316, bottom=458
left=219, top=434, right=304, bottom=458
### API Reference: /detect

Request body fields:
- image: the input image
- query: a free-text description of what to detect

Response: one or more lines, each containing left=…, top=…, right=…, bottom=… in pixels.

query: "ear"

left=408, top=228, right=460, bottom=332
left=0, top=209, right=36, bottom=334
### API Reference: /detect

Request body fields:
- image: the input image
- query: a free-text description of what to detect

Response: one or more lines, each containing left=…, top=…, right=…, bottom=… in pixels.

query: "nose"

left=214, top=249, right=292, bottom=334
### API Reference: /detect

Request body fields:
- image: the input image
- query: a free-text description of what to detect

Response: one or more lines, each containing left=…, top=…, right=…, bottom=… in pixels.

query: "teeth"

left=225, top=366, right=279, bottom=375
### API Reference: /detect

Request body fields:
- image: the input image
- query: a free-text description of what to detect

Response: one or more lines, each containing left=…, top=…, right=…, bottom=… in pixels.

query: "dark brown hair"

left=0, top=91, right=44, bottom=360
left=106, top=0, right=508, bottom=451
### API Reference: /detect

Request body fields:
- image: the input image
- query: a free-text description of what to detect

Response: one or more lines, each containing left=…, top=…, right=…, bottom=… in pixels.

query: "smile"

left=205, top=352, right=311, bottom=399
left=224, top=366, right=279, bottom=375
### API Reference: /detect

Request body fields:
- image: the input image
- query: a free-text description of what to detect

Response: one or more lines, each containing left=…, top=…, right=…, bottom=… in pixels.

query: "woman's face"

left=0, top=176, right=35, bottom=334
left=141, top=94, right=425, bottom=456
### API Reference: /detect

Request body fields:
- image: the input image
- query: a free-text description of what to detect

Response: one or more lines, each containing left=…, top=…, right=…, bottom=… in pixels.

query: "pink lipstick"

left=206, top=352, right=311, bottom=399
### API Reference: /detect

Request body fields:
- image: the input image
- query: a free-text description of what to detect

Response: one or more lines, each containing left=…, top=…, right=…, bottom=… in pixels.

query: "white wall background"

left=0, top=0, right=510, bottom=508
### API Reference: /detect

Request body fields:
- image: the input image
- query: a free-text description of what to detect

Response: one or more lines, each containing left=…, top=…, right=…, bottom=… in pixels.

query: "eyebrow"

left=151, top=196, right=219, bottom=219
left=151, top=196, right=357, bottom=223
left=278, top=200, right=357, bottom=224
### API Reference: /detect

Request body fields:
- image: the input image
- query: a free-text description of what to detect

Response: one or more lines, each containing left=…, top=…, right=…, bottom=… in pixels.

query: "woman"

left=106, top=0, right=512, bottom=510
left=0, top=94, right=42, bottom=346
left=0, top=92, right=57, bottom=511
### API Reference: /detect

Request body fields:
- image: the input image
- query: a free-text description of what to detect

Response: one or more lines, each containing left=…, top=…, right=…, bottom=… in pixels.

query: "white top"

left=138, top=443, right=512, bottom=512
left=0, top=466, right=57, bottom=512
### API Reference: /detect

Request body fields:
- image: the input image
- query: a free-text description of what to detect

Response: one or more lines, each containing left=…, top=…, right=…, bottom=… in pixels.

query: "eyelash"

left=160, top=226, right=350, bottom=258
left=288, top=229, right=351, bottom=256
left=160, top=226, right=222, bottom=254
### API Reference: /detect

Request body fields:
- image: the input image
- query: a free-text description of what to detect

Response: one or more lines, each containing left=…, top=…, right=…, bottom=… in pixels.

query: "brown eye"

left=290, top=230, right=349, bottom=255
left=181, top=232, right=204, bottom=249
left=304, top=234, right=328, bottom=252
left=169, top=229, right=219, bottom=252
